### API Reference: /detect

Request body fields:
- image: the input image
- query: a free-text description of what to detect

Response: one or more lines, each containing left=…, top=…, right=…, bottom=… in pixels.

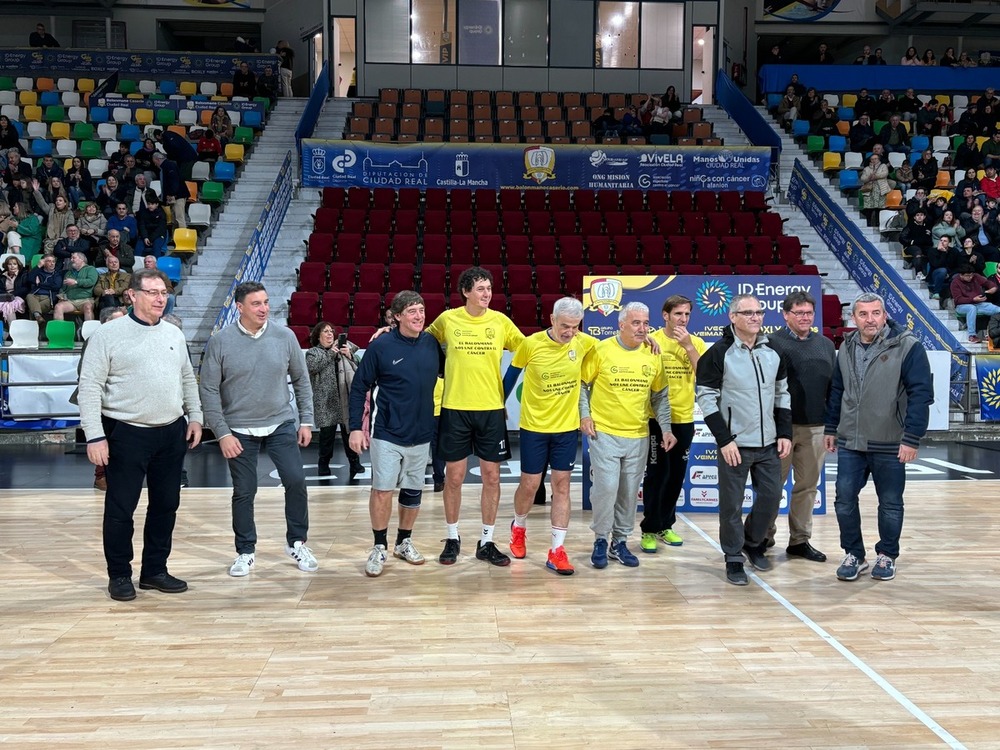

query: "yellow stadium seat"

left=35, top=77, right=55, bottom=92
left=224, top=143, right=245, bottom=163
left=19, top=91, right=37, bottom=106
left=22, top=105, right=42, bottom=122
left=936, top=95, right=950, bottom=106
left=50, top=122, right=70, bottom=140
left=179, top=81, right=197, bottom=96
left=135, top=108, right=154, bottom=125
left=210, top=95, right=227, bottom=102
left=978, top=169, right=986, bottom=180
left=172, top=228, right=198, bottom=255
left=842, top=94, right=857, bottom=107
left=977, top=137, right=989, bottom=150
left=929, top=188, right=953, bottom=201
left=823, top=152, right=842, bottom=171
left=901, top=121, right=911, bottom=134
left=77, top=78, right=96, bottom=93
left=127, top=93, right=144, bottom=100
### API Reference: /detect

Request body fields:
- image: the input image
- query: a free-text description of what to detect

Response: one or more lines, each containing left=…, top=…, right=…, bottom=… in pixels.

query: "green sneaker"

left=640, top=533, right=658, bottom=553
left=657, top=529, right=683, bottom=546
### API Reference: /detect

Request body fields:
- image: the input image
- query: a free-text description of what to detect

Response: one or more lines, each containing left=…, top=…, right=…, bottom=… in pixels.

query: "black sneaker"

left=108, top=576, right=136, bottom=601
left=475, top=540, right=511, bottom=567
left=743, top=545, right=772, bottom=571
left=138, top=572, right=188, bottom=593
left=726, top=562, right=749, bottom=586
left=439, top=537, right=461, bottom=565
left=180, top=469, right=189, bottom=488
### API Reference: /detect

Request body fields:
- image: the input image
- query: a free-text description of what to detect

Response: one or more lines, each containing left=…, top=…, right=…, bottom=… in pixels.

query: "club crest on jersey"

left=568, top=349, right=577, bottom=361
left=587, top=277, right=623, bottom=317
left=485, top=327, right=496, bottom=339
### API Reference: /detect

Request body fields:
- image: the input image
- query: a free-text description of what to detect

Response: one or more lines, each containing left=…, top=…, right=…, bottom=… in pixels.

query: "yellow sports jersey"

left=581, top=336, right=668, bottom=438
left=512, top=331, right=597, bottom=433
left=427, top=307, right=524, bottom=410
left=649, top=328, right=707, bottom=423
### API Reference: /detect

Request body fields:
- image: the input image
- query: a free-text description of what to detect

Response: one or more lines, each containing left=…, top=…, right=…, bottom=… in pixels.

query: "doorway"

left=691, top=26, right=716, bottom=105
left=332, top=17, right=357, bottom=97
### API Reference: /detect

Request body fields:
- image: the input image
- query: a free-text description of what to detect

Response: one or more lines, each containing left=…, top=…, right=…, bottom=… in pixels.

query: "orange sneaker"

left=509, top=523, right=527, bottom=559
left=546, top=546, right=575, bottom=576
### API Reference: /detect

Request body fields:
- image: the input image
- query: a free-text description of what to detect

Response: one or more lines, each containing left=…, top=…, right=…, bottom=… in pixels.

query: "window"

left=640, top=2, right=684, bottom=69
left=459, top=0, right=501, bottom=65
left=596, top=1, right=638, bottom=69
left=504, top=0, right=548, bottom=66
left=72, top=20, right=127, bottom=50
left=366, top=0, right=410, bottom=63
left=412, top=0, right=457, bottom=64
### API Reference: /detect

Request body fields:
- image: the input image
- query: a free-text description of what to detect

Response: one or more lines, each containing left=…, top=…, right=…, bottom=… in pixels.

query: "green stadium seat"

left=233, top=126, right=254, bottom=145
left=43, top=105, right=65, bottom=123
left=201, top=181, right=224, bottom=204
left=79, top=140, right=102, bottom=159
left=0, top=76, right=13, bottom=91
left=806, top=135, right=826, bottom=154
left=155, top=109, right=176, bottom=126
left=117, top=79, right=137, bottom=95
left=72, top=123, right=94, bottom=141
left=45, top=320, right=77, bottom=349
left=253, top=96, right=271, bottom=111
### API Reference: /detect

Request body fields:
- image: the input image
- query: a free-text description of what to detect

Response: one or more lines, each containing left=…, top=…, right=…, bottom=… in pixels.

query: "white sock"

left=481, top=524, right=495, bottom=544
left=551, top=526, right=567, bottom=551
left=446, top=522, right=459, bottom=540
left=513, top=513, right=528, bottom=529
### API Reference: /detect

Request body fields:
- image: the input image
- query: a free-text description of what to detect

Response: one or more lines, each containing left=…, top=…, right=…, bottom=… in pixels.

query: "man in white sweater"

left=78, top=268, right=203, bottom=602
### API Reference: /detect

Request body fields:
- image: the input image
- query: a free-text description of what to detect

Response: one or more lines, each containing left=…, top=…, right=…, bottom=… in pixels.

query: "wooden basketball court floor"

left=1, top=478, right=998, bottom=749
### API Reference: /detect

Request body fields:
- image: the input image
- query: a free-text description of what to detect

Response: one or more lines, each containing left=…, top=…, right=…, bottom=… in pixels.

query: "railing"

left=715, top=69, right=783, bottom=188
left=210, top=150, right=294, bottom=335
left=295, top=61, right=331, bottom=158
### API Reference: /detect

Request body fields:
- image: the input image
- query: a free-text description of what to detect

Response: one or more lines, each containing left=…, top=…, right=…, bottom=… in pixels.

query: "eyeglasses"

left=733, top=310, right=765, bottom=318
left=135, top=289, right=170, bottom=299
left=786, top=310, right=815, bottom=317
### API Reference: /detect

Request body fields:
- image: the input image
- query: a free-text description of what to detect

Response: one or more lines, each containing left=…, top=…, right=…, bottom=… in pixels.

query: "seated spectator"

left=33, top=181, right=74, bottom=253
left=982, top=132, right=1000, bottom=169
left=620, top=107, right=643, bottom=136
left=106, top=202, right=138, bottom=246
left=92, top=253, right=131, bottom=314
left=5, top=202, right=43, bottom=257
left=954, top=135, right=983, bottom=171
left=52, top=250, right=96, bottom=321
left=953, top=236, right=995, bottom=276
left=39, top=175, right=69, bottom=206
left=53, top=225, right=93, bottom=268
left=108, top=141, right=131, bottom=175
left=810, top=99, right=838, bottom=136
left=77, top=201, right=107, bottom=247
left=25, top=253, right=62, bottom=322
left=8, top=176, right=42, bottom=216
left=211, top=106, right=234, bottom=143
left=29, top=23, right=59, bottom=48
left=660, top=86, right=683, bottom=119
left=786, top=74, right=806, bottom=97
left=859, top=153, right=892, bottom=217
left=816, top=42, right=835, bottom=64
left=762, top=44, right=783, bottom=65
left=136, top=192, right=168, bottom=258
left=134, top=139, right=159, bottom=183
left=916, top=99, right=942, bottom=138
left=0, top=205, right=18, bottom=251
left=152, top=152, right=186, bottom=229
left=961, top=204, right=1000, bottom=247
left=592, top=108, right=621, bottom=138
left=901, top=46, right=921, bottom=65
left=951, top=266, right=1000, bottom=342
left=232, top=62, right=257, bottom=98
left=2, top=151, right=32, bottom=189
left=196, top=129, right=223, bottom=162
left=893, top=159, right=914, bottom=193
left=951, top=106, right=981, bottom=137
left=799, top=88, right=822, bottom=122
left=879, top=114, right=910, bottom=153
left=871, top=142, right=890, bottom=165
left=982, top=88, right=1000, bottom=109
left=874, top=89, right=897, bottom=121
left=982, top=164, right=1000, bottom=202
left=925, top=235, right=953, bottom=298
left=849, top=114, right=876, bottom=153
left=65, top=156, right=95, bottom=207
left=941, top=47, right=959, bottom=67
left=900, top=209, right=933, bottom=270
left=116, top=153, right=142, bottom=190
left=933, top=209, right=966, bottom=246
left=776, top=86, right=800, bottom=124
left=98, top=228, right=135, bottom=270
left=646, top=97, right=673, bottom=135
left=257, top=65, right=279, bottom=106
left=912, top=150, right=939, bottom=192
left=0, top=118, right=26, bottom=157
left=96, top=175, right=125, bottom=218
left=854, top=88, right=876, bottom=120
left=905, top=187, right=931, bottom=219
left=958, top=51, right=977, bottom=68
left=35, top=154, right=64, bottom=190
left=896, top=88, right=921, bottom=122
left=127, top=173, right=153, bottom=214
left=853, top=45, right=876, bottom=65
left=873, top=48, right=888, bottom=65
left=921, top=49, right=937, bottom=66
left=975, top=104, right=997, bottom=137
left=952, top=185, right=979, bottom=218
left=0, top=254, right=28, bottom=324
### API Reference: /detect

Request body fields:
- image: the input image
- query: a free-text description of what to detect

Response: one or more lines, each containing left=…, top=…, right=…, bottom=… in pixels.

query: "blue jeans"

left=956, top=302, right=1000, bottom=336
left=142, top=236, right=168, bottom=258
left=227, top=420, right=309, bottom=554
left=927, top=266, right=949, bottom=295
left=834, top=447, right=905, bottom=560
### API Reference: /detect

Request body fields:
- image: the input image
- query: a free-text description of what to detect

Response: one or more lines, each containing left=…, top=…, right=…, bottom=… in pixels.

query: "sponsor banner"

left=976, top=356, right=1000, bottom=421
left=578, top=273, right=826, bottom=515
left=92, top=95, right=265, bottom=117
left=1, top=49, right=279, bottom=79
left=758, top=63, right=1000, bottom=95
left=458, top=0, right=501, bottom=65
left=300, top=139, right=771, bottom=193
left=760, top=0, right=876, bottom=23
left=787, top=157, right=968, bottom=403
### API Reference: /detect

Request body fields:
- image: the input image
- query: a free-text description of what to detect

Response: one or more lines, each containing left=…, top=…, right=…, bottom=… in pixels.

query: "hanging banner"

left=576, top=274, right=825, bottom=515
left=300, top=139, right=771, bottom=193
left=92, top=95, right=266, bottom=117
left=976, top=355, right=1000, bottom=421
left=0, top=49, right=279, bottom=78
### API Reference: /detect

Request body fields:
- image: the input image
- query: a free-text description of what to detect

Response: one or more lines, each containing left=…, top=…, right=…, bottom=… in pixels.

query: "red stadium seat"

left=621, top=189, right=644, bottom=212
left=451, top=235, right=477, bottom=266
left=630, top=212, right=654, bottom=236
left=553, top=211, right=577, bottom=235
left=777, top=236, right=803, bottom=265
left=694, top=190, right=718, bottom=212
left=759, top=212, right=784, bottom=239
left=328, top=262, right=355, bottom=290
left=477, top=235, right=502, bottom=264
left=425, top=188, right=448, bottom=210
left=313, top=207, right=339, bottom=233
left=579, top=211, right=603, bottom=236
left=721, top=238, right=747, bottom=265
left=289, top=291, right=319, bottom=327
left=614, top=235, right=639, bottom=265
left=510, top=294, right=540, bottom=327
left=419, top=264, right=448, bottom=295
left=398, top=188, right=421, bottom=210
left=334, top=233, right=362, bottom=263
left=718, top=191, right=742, bottom=213
left=743, top=191, right=768, bottom=211
left=289, top=325, right=311, bottom=348
left=395, top=209, right=419, bottom=234
left=532, top=236, right=558, bottom=265
left=372, top=188, right=396, bottom=209
left=587, top=236, right=614, bottom=266
left=667, top=236, right=693, bottom=264
left=307, top=233, right=334, bottom=263
left=524, top=190, right=546, bottom=211
left=365, top=234, right=391, bottom=265
left=647, top=191, right=670, bottom=211
left=748, top=237, right=775, bottom=266
left=348, top=326, right=377, bottom=347
left=507, top=265, right=534, bottom=294
left=423, top=293, right=446, bottom=321
left=639, top=235, right=666, bottom=265
left=320, top=292, right=350, bottom=325
left=450, top=210, right=474, bottom=235
left=502, top=210, right=526, bottom=235
left=574, top=189, right=596, bottom=211
left=535, top=265, right=562, bottom=294
left=476, top=211, right=501, bottom=235
left=506, top=236, right=531, bottom=265
left=358, top=263, right=385, bottom=293
left=474, top=188, right=498, bottom=211
left=387, top=264, right=412, bottom=293
left=677, top=264, right=703, bottom=275
left=450, top=189, right=473, bottom=211
left=706, top=212, right=732, bottom=237
left=560, top=236, right=585, bottom=265
left=548, top=190, right=571, bottom=211
left=353, top=292, right=382, bottom=326
left=706, top=264, right=733, bottom=276
left=422, top=233, right=448, bottom=264
left=392, top=235, right=417, bottom=264
left=424, top=210, right=448, bottom=234
left=604, top=212, right=628, bottom=236
left=342, top=208, right=367, bottom=233
left=822, top=294, right=845, bottom=327
left=322, top=187, right=345, bottom=208
left=732, top=212, right=757, bottom=238
left=348, top=186, right=371, bottom=209
left=694, top=236, right=720, bottom=263
left=671, top=191, right=693, bottom=211
left=563, top=265, right=588, bottom=296
left=655, top=212, right=681, bottom=236
left=735, top=264, right=761, bottom=276
left=793, top=263, right=819, bottom=275
left=298, top=262, right=326, bottom=293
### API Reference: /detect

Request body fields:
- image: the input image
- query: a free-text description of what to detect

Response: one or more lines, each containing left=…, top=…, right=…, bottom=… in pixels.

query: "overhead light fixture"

left=698, top=38, right=705, bottom=46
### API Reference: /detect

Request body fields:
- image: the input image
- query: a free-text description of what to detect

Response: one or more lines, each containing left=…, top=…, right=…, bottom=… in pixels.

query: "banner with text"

left=787, top=157, right=968, bottom=402
left=577, top=274, right=825, bottom=515
left=1, top=48, right=280, bottom=79
left=300, top=139, right=771, bottom=193
left=91, top=95, right=266, bottom=118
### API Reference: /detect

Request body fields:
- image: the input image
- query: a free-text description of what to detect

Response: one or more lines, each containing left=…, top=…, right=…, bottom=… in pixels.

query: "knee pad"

left=399, top=488, right=422, bottom=508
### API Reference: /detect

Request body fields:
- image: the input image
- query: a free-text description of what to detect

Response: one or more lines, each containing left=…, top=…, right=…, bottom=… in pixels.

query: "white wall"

left=263, top=0, right=324, bottom=95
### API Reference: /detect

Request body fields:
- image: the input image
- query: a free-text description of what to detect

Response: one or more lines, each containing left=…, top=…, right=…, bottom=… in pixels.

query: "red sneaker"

left=546, top=546, right=575, bottom=576
left=509, top=523, right=527, bottom=559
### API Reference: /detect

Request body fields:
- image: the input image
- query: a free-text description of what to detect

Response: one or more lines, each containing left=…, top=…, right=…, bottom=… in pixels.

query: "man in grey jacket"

left=199, top=281, right=318, bottom=578
left=696, top=294, right=792, bottom=586
left=824, top=292, right=932, bottom=583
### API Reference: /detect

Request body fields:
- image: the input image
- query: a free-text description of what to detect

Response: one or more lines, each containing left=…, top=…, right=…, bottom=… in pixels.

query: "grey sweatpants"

left=588, top=431, right=646, bottom=543
left=718, top=443, right=783, bottom=562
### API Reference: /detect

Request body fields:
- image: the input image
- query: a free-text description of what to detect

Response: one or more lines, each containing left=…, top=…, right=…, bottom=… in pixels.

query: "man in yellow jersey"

left=426, top=267, right=525, bottom=566
left=640, top=295, right=708, bottom=553
left=580, top=301, right=675, bottom=569
left=502, top=297, right=596, bottom=575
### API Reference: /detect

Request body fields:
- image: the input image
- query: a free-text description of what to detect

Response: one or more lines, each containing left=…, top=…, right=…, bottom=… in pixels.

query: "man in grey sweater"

left=78, top=268, right=203, bottom=602
left=199, top=281, right=318, bottom=578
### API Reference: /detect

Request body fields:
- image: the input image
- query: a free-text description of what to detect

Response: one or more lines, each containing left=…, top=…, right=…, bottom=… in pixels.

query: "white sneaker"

left=365, top=545, right=387, bottom=577
left=393, top=537, right=426, bottom=565
left=285, top=541, right=318, bottom=572
left=229, top=552, right=254, bottom=577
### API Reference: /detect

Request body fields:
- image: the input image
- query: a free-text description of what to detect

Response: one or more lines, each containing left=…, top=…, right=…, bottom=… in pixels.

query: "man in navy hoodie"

left=348, top=291, right=444, bottom=577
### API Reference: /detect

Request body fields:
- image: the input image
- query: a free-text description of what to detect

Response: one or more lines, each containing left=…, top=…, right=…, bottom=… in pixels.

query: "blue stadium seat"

left=129, top=141, right=143, bottom=155
left=828, top=135, right=847, bottom=153
left=40, top=91, right=60, bottom=106
left=120, top=123, right=141, bottom=142
left=191, top=94, right=208, bottom=102
left=11, top=120, right=24, bottom=136
left=767, top=94, right=782, bottom=110
left=159, top=80, right=177, bottom=95
left=910, top=135, right=930, bottom=153
left=792, top=119, right=810, bottom=138
left=213, top=161, right=235, bottom=183
left=243, top=111, right=262, bottom=129
left=89, top=106, right=109, bottom=124
left=156, top=255, right=182, bottom=283
left=838, top=107, right=854, bottom=121
left=839, top=170, right=860, bottom=191
left=909, top=151, right=922, bottom=165
left=30, top=139, right=52, bottom=157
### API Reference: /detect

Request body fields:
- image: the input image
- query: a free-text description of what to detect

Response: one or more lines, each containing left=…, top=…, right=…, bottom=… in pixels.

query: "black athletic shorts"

left=437, top=408, right=511, bottom=463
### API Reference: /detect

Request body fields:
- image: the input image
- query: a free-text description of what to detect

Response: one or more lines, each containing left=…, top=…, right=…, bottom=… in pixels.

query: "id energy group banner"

left=0, top=48, right=279, bottom=78
left=301, top=140, right=771, bottom=193
left=577, top=274, right=825, bottom=516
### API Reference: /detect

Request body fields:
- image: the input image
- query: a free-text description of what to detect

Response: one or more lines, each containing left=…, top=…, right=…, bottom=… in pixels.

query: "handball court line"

left=678, top=512, right=967, bottom=750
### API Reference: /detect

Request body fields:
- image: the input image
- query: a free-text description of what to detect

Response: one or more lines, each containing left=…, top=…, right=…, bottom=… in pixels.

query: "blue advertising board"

left=577, top=274, right=826, bottom=515
left=787, top=158, right=967, bottom=402
left=300, top=139, right=771, bottom=193
left=92, top=95, right=266, bottom=118
left=0, top=48, right=280, bottom=79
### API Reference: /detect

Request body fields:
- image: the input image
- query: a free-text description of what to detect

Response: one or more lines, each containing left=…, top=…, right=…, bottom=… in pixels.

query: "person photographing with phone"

left=306, top=322, right=364, bottom=478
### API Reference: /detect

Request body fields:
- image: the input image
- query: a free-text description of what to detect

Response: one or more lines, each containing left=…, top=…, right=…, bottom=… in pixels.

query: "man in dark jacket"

left=879, top=114, right=910, bottom=153
left=695, top=294, right=792, bottom=586
left=136, top=193, right=168, bottom=258
left=154, top=129, right=198, bottom=179
left=152, top=153, right=186, bottom=229
left=824, top=293, right=932, bottom=583
left=231, top=62, right=257, bottom=98
left=25, top=253, right=64, bottom=320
